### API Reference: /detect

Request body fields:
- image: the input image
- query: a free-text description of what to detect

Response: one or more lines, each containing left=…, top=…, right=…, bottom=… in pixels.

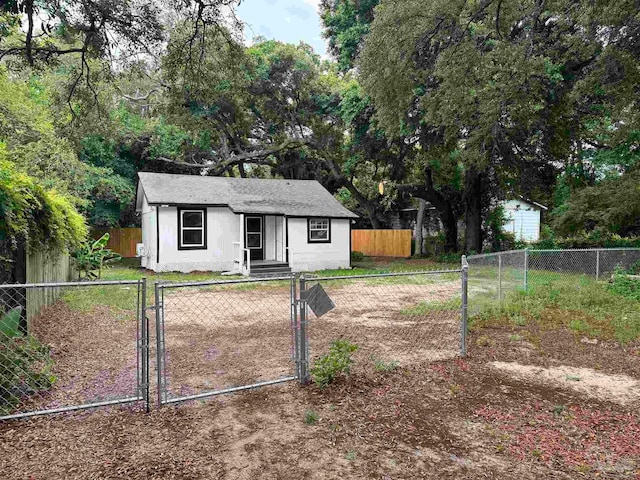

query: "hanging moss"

left=0, top=160, right=87, bottom=254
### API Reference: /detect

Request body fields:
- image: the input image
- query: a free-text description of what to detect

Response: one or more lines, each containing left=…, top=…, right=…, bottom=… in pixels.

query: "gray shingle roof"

left=137, top=172, right=358, bottom=218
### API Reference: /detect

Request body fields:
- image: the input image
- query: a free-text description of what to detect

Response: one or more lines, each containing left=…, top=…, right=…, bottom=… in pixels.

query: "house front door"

left=245, top=216, right=264, bottom=261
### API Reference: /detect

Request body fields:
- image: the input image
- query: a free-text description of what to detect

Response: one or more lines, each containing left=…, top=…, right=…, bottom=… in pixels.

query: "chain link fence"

left=300, top=269, right=465, bottom=379
left=0, top=280, right=146, bottom=420
left=466, top=248, right=640, bottom=314
left=155, top=276, right=298, bottom=405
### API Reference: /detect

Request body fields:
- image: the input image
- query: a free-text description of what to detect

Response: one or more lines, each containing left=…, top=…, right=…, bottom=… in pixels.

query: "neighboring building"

left=135, top=173, right=357, bottom=274
left=502, top=198, right=548, bottom=242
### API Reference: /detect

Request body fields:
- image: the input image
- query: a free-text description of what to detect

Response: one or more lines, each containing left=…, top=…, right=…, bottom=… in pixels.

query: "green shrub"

left=608, top=267, right=640, bottom=301
left=311, top=339, right=358, bottom=388
left=0, top=333, right=56, bottom=414
left=351, top=251, right=365, bottom=262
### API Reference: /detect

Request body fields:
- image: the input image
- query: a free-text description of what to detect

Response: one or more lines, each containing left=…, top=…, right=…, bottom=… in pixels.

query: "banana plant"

left=72, top=233, right=121, bottom=280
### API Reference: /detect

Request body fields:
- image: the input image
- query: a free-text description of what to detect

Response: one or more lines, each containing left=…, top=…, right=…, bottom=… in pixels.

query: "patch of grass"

left=469, top=272, right=640, bottom=344
left=508, top=334, right=523, bottom=342
left=345, top=451, right=357, bottom=461
left=401, top=297, right=461, bottom=315
left=303, top=410, right=319, bottom=425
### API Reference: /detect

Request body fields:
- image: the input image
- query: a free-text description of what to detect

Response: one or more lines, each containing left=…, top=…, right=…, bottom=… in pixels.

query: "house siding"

left=502, top=200, right=542, bottom=242
left=151, top=206, right=239, bottom=272
left=288, top=218, right=350, bottom=272
left=139, top=196, right=156, bottom=269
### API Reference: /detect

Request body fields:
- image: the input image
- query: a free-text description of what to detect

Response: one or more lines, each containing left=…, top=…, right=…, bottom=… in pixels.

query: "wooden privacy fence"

left=91, top=228, right=142, bottom=258
left=25, top=248, right=73, bottom=326
left=351, top=229, right=412, bottom=257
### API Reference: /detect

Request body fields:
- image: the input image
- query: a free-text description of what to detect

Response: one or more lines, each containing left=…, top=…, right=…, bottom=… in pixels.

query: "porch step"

left=249, top=263, right=292, bottom=278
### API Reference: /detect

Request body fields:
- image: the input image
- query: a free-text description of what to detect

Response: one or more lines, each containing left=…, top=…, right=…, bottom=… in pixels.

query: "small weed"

left=552, top=404, right=566, bottom=416
left=566, top=375, right=581, bottom=382
left=475, top=334, right=494, bottom=347
left=508, top=334, right=523, bottom=341
left=449, top=384, right=462, bottom=396
left=303, top=410, right=319, bottom=425
left=345, top=451, right=357, bottom=461
left=311, top=339, right=358, bottom=389
left=372, top=356, right=399, bottom=372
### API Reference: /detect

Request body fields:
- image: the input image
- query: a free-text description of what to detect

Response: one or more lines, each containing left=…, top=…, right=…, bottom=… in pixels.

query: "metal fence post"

left=596, top=249, right=600, bottom=280
left=460, top=256, right=469, bottom=357
left=298, top=275, right=310, bottom=384
left=523, top=248, right=529, bottom=292
left=498, top=253, right=502, bottom=303
left=290, top=275, right=300, bottom=379
left=141, top=278, right=150, bottom=413
left=154, top=282, right=165, bottom=406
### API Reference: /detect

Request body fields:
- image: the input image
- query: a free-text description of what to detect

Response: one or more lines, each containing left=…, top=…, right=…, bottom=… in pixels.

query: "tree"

left=320, top=0, right=379, bottom=72
left=552, top=168, right=640, bottom=237
left=360, top=0, right=640, bottom=252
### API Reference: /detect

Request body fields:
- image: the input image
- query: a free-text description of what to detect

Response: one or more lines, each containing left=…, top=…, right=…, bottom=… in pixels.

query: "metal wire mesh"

left=156, top=276, right=298, bottom=405
left=0, top=280, right=144, bottom=420
left=467, top=248, right=640, bottom=314
left=302, top=269, right=463, bottom=378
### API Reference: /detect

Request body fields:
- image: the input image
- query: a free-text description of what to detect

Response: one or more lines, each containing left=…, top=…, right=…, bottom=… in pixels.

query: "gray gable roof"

left=137, top=172, right=358, bottom=218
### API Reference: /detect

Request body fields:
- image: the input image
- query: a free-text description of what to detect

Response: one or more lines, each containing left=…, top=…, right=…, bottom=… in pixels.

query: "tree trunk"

left=440, top=204, right=459, bottom=253
left=464, top=167, right=483, bottom=253
left=414, top=199, right=426, bottom=256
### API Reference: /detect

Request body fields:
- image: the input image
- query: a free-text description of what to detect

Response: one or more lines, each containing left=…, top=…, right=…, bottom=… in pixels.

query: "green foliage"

left=529, top=232, right=640, bottom=250
left=471, top=274, right=640, bottom=344
left=350, top=251, right=364, bottom=262
left=303, top=409, right=319, bottom=425
left=311, top=339, right=358, bottom=388
left=0, top=307, right=21, bottom=338
left=0, top=160, right=87, bottom=254
left=371, top=356, right=399, bottom=372
left=608, top=267, right=640, bottom=301
left=551, top=169, right=640, bottom=237
left=320, top=0, right=378, bottom=72
left=0, top=334, right=56, bottom=415
left=72, top=233, right=121, bottom=280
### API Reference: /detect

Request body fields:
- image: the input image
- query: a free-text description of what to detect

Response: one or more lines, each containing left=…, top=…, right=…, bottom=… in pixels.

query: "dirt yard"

left=1, top=279, right=640, bottom=479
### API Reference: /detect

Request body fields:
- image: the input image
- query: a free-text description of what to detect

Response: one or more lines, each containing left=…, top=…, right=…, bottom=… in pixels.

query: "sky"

left=236, top=0, right=329, bottom=58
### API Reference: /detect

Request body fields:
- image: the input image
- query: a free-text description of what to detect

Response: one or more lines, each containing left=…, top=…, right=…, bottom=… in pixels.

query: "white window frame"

left=179, top=208, right=206, bottom=249
left=308, top=218, right=331, bottom=243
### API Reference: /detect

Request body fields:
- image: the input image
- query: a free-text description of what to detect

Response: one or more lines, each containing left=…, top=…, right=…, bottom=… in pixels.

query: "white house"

left=502, top=198, right=548, bottom=242
left=135, top=173, right=357, bottom=275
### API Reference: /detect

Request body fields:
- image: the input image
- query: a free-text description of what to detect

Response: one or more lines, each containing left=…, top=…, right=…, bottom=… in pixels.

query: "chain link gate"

left=0, top=279, right=148, bottom=421
left=154, top=276, right=300, bottom=406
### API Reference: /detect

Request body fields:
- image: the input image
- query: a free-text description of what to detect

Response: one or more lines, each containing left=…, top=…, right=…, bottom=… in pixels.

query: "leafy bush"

left=311, top=339, right=358, bottom=388
left=351, top=251, right=364, bottom=262
left=72, top=233, right=121, bottom=280
left=0, top=328, right=56, bottom=414
left=609, top=267, right=640, bottom=301
left=528, top=231, right=640, bottom=250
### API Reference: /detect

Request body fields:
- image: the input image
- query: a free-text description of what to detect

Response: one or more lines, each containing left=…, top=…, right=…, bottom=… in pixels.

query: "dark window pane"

left=247, top=233, right=261, bottom=248
left=182, top=229, right=203, bottom=246
left=246, top=217, right=261, bottom=232
left=183, top=211, right=203, bottom=228
left=310, top=229, right=328, bottom=240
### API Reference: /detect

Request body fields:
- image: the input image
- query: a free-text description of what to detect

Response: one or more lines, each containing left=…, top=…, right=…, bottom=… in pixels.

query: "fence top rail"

left=310, top=269, right=461, bottom=282
left=0, top=279, right=144, bottom=289
left=157, top=275, right=294, bottom=289
left=467, top=247, right=640, bottom=260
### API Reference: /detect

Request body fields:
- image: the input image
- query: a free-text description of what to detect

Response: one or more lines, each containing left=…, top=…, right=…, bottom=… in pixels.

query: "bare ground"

left=1, top=281, right=640, bottom=479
